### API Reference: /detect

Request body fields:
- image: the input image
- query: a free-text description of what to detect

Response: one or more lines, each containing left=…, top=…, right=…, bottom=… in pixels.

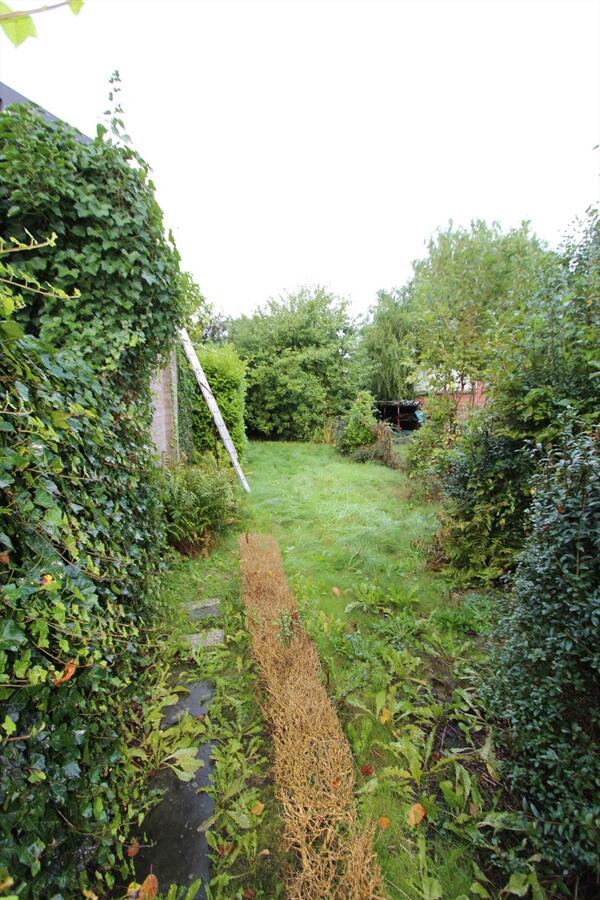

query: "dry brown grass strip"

left=240, top=533, right=384, bottom=899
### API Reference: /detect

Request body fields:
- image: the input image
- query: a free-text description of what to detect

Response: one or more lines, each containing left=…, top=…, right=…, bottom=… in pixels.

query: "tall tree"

left=411, top=220, right=555, bottom=390
left=360, top=287, right=418, bottom=399
left=230, top=286, right=358, bottom=439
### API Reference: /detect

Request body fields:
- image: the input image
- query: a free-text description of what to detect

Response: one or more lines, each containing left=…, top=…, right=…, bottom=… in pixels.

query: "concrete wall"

left=150, top=351, right=179, bottom=465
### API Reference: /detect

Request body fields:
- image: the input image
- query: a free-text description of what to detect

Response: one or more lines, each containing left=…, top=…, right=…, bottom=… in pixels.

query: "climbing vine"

left=0, top=103, right=185, bottom=397
left=0, top=95, right=190, bottom=895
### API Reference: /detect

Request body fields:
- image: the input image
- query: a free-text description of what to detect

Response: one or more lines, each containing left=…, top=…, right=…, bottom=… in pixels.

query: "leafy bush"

left=438, top=418, right=534, bottom=581
left=484, top=432, right=600, bottom=874
left=409, top=209, right=599, bottom=579
left=231, top=287, right=359, bottom=440
left=352, top=422, right=400, bottom=469
left=406, top=393, right=460, bottom=481
left=1, top=287, right=167, bottom=895
left=178, top=343, right=247, bottom=460
left=0, top=104, right=184, bottom=395
left=337, top=391, right=377, bottom=454
left=161, top=460, right=239, bottom=553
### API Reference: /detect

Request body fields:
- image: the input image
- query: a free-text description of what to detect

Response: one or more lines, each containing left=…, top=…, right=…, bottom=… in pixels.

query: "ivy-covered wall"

left=0, top=105, right=186, bottom=896
left=0, top=105, right=185, bottom=395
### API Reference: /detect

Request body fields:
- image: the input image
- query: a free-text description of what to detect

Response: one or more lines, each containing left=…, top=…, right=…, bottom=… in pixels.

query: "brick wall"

left=150, top=350, right=179, bottom=464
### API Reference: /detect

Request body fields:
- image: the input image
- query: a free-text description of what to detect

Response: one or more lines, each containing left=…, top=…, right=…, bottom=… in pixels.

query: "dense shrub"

left=1, top=292, right=166, bottom=895
left=484, top=433, right=600, bottom=874
left=438, top=419, right=534, bottom=581
left=161, top=460, right=239, bottom=553
left=352, top=422, right=400, bottom=469
left=0, top=104, right=184, bottom=394
left=406, top=393, right=460, bottom=480
left=414, top=209, right=599, bottom=578
left=179, top=343, right=246, bottom=460
left=243, top=354, right=329, bottom=440
left=230, top=287, right=358, bottom=440
left=337, top=391, right=377, bottom=454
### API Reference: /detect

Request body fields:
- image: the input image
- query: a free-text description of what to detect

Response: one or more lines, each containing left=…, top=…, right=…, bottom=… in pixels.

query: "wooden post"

left=178, top=327, right=250, bottom=493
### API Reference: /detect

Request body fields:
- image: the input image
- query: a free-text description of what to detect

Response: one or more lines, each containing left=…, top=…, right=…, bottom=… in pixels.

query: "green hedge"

left=179, top=343, right=247, bottom=460
left=484, top=432, right=600, bottom=875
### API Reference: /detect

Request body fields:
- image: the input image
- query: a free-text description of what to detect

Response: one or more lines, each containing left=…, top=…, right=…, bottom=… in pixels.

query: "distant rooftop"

left=0, top=81, right=91, bottom=143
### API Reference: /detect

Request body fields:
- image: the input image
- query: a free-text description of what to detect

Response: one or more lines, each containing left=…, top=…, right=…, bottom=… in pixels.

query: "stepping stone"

left=187, top=598, right=221, bottom=621
left=160, top=681, right=215, bottom=728
left=134, top=741, right=214, bottom=898
left=188, top=628, right=225, bottom=650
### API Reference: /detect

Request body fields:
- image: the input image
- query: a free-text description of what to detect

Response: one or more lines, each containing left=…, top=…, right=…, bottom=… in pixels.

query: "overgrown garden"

left=0, top=86, right=598, bottom=899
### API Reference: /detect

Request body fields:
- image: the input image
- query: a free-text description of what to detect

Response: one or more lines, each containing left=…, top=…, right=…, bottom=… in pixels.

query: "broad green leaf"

left=0, top=3, right=37, bottom=46
left=227, top=809, right=251, bottom=830
left=68, top=0, right=84, bottom=13
left=505, top=872, right=530, bottom=897
left=469, top=883, right=491, bottom=898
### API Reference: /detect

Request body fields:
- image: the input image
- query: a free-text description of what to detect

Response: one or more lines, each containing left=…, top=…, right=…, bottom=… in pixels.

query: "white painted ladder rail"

left=178, top=327, right=251, bottom=493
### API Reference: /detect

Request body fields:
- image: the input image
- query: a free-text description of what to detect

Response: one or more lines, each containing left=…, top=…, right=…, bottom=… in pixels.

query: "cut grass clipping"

left=239, top=533, right=383, bottom=899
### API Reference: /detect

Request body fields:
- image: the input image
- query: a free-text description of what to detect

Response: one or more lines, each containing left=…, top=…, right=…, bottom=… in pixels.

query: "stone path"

left=134, top=598, right=224, bottom=898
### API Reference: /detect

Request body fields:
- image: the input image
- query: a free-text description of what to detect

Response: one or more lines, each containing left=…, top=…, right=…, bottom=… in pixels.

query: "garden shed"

left=376, top=399, right=422, bottom=430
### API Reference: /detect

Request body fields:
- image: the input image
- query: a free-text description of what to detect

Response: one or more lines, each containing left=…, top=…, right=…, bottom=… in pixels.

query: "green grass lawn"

left=244, top=441, right=495, bottom=900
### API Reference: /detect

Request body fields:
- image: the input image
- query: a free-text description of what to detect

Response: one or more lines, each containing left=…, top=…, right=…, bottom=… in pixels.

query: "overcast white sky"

left=1, top=0, right=599, bottom=317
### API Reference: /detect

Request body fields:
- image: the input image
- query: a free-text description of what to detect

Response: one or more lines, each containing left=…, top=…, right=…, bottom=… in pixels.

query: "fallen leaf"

left=139, top=874, right=158, bottom=899
left=0, top=878, right=15, bottom=893
left=469, top=803, right=480, bottom=817
left=331, top=777, right=342, bottom=790
left=126, top=840, right=140, bottom=857
left=216, top=842, right=233, bottom=857
left=82, top=891, right=98, bottom=900
left=54, top=659, right=77, bottom=686
left=360, top=764, right=374, bottom=777
left=377, top=816, right=392, bottom=830
left=379, top=708, right=391, bottom=725
left=40, top=573, right=53, bottom=586
left=250, top=800, right=264, bottom=816
left=258, top=848, right=271, bottom=857
left=243, top=889, right=255, bottom=899
left=408, top=802, right=426, bottom=827
left=0, top=551, right=9, bottom=566
left=331, top=586, right=341, bottom=597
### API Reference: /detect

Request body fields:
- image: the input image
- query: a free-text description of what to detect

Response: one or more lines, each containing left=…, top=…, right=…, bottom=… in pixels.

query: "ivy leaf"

left=139, top=873, right=159, bottom=899
left=53, top=659, right=77, bottom=686
left=2, top=714, right=17, bottom=736
left=0, top=618, right=27, bottom=651
left=0, top=3, right=37, bottom=46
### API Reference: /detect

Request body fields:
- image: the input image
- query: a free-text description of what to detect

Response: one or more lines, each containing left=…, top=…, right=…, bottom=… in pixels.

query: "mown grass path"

left=245, top=442, right=493, bottom=899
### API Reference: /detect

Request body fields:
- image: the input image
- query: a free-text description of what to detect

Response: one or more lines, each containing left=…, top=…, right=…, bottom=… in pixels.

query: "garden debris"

left=239, top=534, right=383, bottom=899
